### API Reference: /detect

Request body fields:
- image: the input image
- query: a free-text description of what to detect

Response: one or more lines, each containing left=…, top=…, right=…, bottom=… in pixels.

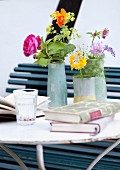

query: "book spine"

left=80, top=103, right=119, bottom=123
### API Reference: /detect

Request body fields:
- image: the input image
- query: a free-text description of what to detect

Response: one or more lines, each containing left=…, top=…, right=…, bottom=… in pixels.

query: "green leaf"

left=64, top=44, right=76, bottom=54
left=41, top=37, right=47, bottom=49
left=45, top=38, right=53, bottom=44
left=97, top=31, right=101, bottom=35
left=48, top=49, right=61, bottom=56
left=52, top=56, right=64, bottom=61
left=59, top=50, right=66, bottom=57
left=86, top=32, right=93, bottom=35
left=47, top=41, right=66, bottom=51
left=38, top=58, right=51, bottom=67
left=37, top=52, right=46, bottom=59
left=47, top=41, right=66, bottom=57
left=34, top=60, right=39, bottom=64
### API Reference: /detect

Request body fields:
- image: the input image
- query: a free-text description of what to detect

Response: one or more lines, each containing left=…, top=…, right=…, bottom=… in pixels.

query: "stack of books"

left=44, top=100, right=120, bottom=135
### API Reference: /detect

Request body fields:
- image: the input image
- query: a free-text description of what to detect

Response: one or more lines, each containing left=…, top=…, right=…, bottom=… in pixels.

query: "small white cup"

left=13, top=89, right=38, bottom=125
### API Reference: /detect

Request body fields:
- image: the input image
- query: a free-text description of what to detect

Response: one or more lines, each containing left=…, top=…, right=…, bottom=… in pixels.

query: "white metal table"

left=1, top=98, right=120, bottom=170
left=0, top=114, right=120, bottom=170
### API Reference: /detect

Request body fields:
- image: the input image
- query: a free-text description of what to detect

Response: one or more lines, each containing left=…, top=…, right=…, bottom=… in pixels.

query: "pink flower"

left=102, top=28, right=109, bottom=39
left=36, top=36, right=41, bottom=48
left=23, top=34, right=41, bottom=57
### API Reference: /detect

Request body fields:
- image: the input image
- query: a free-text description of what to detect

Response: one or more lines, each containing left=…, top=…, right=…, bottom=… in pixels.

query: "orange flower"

left=56, top=8, right=66, bottom=27
left=77, top=51, right=82, bottom=56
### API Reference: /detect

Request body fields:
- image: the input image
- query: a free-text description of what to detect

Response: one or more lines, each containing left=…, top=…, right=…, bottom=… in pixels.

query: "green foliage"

left=72, top=58, right=105, bottom=78
left=47, top=41, right=66, bottom=55
left=33, top=9, right=80, bottom=67
left=82, top=58, right=105, bottom=77
left=65, top=44, right=76, bottom=53
left=86, top=30, right=102, bottom=44
left=34, top=37, right=76, bottom=66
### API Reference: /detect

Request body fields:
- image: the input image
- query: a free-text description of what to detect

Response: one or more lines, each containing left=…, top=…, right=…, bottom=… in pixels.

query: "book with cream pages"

left=44, top=100, right=120, bottom=123
left=50, top=115, right=114, bottom=134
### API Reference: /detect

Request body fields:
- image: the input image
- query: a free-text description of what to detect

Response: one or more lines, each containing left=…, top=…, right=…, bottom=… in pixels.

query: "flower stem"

left=92, top=37, right=94, bottom=44
left=80, top=69, right=83, bottom=78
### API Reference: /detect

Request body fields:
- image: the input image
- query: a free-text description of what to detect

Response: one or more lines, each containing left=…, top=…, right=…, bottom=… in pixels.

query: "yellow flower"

left=46, top=26, right=52, bottom=34
left=71, top=17, right=75, bottom=21
left=69, top=52, right=87, bottom=70
left=69, top=54, right=75, bottom=65
left=79, top=57, right=87, bottom=68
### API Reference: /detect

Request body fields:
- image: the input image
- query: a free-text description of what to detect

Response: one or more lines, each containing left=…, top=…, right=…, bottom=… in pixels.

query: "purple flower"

left=90, top=42, right=105, bottom=56
left=104, top=45, right=115, bottom=57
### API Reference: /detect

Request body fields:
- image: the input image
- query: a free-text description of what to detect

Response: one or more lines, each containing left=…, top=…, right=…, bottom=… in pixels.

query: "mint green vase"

left=47, top=62, right=67, bottom=108
left=83, top=59, right=107, bottom=101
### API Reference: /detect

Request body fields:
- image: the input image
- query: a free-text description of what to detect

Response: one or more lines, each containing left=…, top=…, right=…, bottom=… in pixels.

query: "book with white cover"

left=0, top=93, right=49, bottom=121
left=50, top=115, right=114, bottom=134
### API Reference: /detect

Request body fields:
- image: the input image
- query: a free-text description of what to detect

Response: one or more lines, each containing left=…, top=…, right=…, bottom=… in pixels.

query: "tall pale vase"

left=73, top=77, right=96, bottom=103
left=82, top=59, right=107, bottom=101
left=47, top=62, right=67, bottom=108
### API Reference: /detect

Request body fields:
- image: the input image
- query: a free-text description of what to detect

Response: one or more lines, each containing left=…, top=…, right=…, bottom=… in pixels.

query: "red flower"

left=93, top=32, right=97, bottom=37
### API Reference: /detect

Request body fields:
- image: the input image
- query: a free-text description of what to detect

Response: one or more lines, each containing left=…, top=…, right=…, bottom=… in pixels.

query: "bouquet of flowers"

left=69, top=28, right=115, bottom=78
left=23, top=8, right=80, bottom=66
left=87, top=28, right=115, bottom=59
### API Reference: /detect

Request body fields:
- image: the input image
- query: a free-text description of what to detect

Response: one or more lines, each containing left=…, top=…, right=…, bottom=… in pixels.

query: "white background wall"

left=0, top=0, right=120, bottom=96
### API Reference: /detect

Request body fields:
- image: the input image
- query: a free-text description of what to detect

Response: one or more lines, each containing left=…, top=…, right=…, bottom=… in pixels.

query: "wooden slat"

left=9, top=73, right=74, bottom=82
left=107, top=86, right=120, bottom=92
left=107, top=96, right=120, bottom=99
left=18, top=63, right=42, bottom=68
left=14, top=67, right=48, bottom=73
left=14, top=66, right=79, bottom=75
left=6, top=88, right=47, bottom=96
left=8, top=79, right=47, bottom=87
left=105, top=67, right=120, bottom=72
left=106, top=78, right=120, bottom=85
left=105, top=72, right=120, bottom=78
left=10, top=73, right=48, bottom=80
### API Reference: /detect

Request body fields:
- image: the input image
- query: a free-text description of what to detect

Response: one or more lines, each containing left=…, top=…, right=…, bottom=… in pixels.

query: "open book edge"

left=4, top=93, right=50, bottom=108
left=0, top=96, right=15, bottom=108
left=0, top=94, right=50, bottom=121
left=0, top=104, right=15, bottom=112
